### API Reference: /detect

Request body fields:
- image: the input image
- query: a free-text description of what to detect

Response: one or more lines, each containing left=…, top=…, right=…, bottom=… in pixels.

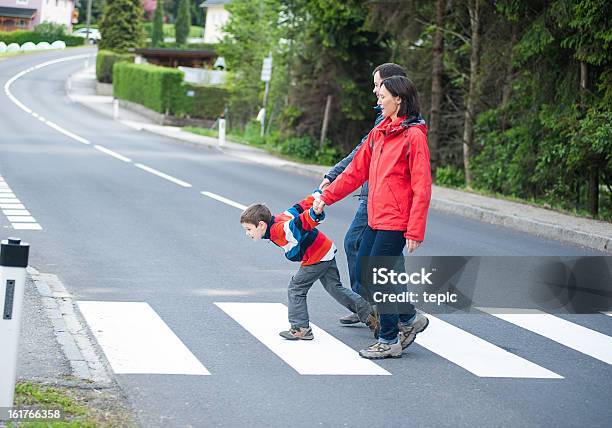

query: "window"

left=16, top=0, right=28, bottom=5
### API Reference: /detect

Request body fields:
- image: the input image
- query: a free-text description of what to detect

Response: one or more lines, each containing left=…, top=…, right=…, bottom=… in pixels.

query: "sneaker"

left=279, top=327, right=314, bottom=340
left=399, top=313, right=429, bottom=349
left=358, top=341, right=402, bottom=359
left=339, top=313, right=360, bottom=324
left=364, top=313, right=380, bottom=339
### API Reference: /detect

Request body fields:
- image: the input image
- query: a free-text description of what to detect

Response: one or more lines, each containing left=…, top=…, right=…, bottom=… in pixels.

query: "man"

left=319, top=63, right=428, bottom=350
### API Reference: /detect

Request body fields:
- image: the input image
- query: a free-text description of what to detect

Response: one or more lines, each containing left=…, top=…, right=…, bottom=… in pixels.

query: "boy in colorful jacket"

left=240, top=191, right=379, bottom=340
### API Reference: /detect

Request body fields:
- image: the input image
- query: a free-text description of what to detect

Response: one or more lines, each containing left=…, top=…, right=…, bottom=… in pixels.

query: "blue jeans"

left=356, top=226, right=416, bottom=343
left=344, top=199, right=369, bottom=293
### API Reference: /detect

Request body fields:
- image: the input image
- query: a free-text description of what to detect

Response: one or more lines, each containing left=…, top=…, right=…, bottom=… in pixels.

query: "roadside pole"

left=260, top=53, right=272, bottom=137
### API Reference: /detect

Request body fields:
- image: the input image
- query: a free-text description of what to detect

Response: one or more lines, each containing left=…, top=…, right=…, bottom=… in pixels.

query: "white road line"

left=0, top=198, right=20, bottom=204
left=602, top=312, right=612, bottom=317
left=4, top=55, right=93, bottom=144
left=201, top=191, right=247, bottom=210
left=7, top=216, right=36, bottom=223
left=0, top=204, right=25, bottom=209
left=414, top=313, right=562, bottom=378
left=12, top=224, right=42, bottom=230
left=3, top=210, right=30, bottom=216
left=134, top=163, right=192, bottom=188
left=478, top=308, right=612, bottom=365
left=0, top=194, right=17, bottom=198
left=94, top=145, right=132, bottom=163
left=215, top=302, right=390, bottom=376
left=45, top=120, right=90, bottom=145
left=77, top=301, right=210, bottom=375
left=0, top=189, right=14, bottom=193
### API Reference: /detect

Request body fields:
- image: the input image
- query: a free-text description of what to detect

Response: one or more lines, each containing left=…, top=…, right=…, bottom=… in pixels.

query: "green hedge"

left=113, top=63, right=185, bottom=114
left=0, top=30, right=84, bottom=46
left=96, top=50, right=134, bottom=83
left=113, top=62, right=230, bottom=119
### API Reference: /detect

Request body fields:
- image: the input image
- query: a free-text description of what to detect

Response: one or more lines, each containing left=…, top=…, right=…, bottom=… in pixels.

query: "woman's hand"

left=319, top=178, right=331, bottom=191
left=407, top=239, right=422, bottom=253
left=313, top=199, right=326, bottom=215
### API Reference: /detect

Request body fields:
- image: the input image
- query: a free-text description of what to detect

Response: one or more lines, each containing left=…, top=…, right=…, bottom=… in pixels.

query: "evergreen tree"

left=175, top=0, right=191, bottom=45
left=152, top=0, right=164, bottom=47
left=98, top=0, right=145, bottom=52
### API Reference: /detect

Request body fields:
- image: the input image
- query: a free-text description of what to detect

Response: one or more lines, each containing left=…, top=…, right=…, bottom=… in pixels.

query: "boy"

left=240, top=191, right=379, bottom=340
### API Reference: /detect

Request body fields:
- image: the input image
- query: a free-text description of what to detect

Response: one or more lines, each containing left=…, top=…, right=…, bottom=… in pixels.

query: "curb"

left=27, top=267, right=112, bottom=385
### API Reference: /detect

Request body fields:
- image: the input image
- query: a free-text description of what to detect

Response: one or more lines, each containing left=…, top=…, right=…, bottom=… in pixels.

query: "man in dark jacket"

left=319, top=63, right=429, bottom=350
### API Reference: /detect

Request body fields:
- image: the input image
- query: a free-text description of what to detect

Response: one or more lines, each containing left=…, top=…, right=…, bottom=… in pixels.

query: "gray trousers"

left=288, top=258, right=372, bottom=329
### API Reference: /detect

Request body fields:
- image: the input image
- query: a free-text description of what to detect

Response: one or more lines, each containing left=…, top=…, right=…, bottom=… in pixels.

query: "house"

left=200, top=0, right=230, bottom=44
left=0, top=0, right=75, bottom=32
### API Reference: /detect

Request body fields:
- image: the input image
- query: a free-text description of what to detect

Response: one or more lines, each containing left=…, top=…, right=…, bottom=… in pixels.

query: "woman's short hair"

left=380, top=76, right=421, bottom=118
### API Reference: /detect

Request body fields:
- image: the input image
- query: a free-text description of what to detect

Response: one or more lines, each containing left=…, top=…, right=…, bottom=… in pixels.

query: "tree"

left=98, top=0, right=145, bottom=52
left=175, top=0, right=191, bottom=45
left=429, top=0, right=445, bottom=175
left=151, top=0, right=164, bottom=47
left=462, top=0, right=482, bottom=188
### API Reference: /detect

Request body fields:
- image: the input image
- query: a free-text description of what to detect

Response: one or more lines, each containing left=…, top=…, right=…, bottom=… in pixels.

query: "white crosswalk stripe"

left=215, top=302, right=390, bottom=375
left=478, top=308, right=612, bottom=365
left=77, top=301, right=210, bottom=375
left=414, top=312, right=563, bottom=378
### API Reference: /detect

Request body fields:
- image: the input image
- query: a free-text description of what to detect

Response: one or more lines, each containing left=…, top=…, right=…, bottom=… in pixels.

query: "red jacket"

left=321, top=115, right=432, bottom=241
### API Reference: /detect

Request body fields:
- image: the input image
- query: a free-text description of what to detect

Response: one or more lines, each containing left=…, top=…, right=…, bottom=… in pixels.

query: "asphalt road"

left=1, top=48, right=611, bottom=427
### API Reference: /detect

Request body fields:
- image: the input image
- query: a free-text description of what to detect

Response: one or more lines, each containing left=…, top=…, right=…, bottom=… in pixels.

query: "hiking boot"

left=339, top=313, right=360, bottom=324
left=399, top=313, right=429, bottom=350
left=358, top=340, right=402, bottom=359
left=279, top=326, right=314, bottom=340
left=364, top=313, right=380, bottom=339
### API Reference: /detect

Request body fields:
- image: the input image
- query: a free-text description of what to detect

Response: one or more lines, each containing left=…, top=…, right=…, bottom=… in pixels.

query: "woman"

left=314, top=76, right=432, bottom=359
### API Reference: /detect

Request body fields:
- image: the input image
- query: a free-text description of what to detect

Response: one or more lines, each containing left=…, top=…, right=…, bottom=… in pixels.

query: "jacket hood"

left=377, top=114, right=428, bottom=137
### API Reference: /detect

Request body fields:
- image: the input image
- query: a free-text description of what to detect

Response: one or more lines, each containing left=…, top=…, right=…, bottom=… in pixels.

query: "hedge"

left=0, top=30, right=84, bottom=46
left=113, top=62, right=230, bottom=119
left=96, top=50, right=134, bottom=83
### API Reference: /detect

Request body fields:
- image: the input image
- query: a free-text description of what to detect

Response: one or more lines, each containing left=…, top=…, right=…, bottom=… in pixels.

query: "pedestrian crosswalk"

left=77, top=300, right=612, bottom=379
left=0, top=175, right=42, bottom=230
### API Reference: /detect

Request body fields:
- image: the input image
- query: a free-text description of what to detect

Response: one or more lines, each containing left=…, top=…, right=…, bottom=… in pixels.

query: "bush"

left=181, top=84, right=230, bottom=119
left=113, top=63, right=184, bottom=113
left=113, top=62, right=230, bottom=118
left=96, top=50, right=134, bottom=83
left=33, top=22, right=66, bottom=40
left=98, top=0, right=145, bottom=52
left=0, top=30, right=84, bottom=46
left=435, top=165, right=466, bottom=187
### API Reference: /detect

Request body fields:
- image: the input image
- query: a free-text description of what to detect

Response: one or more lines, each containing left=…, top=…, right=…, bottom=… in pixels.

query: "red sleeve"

left=404, top=129, right=432, bottom=241
left=321, top=131, right=374, bottom=205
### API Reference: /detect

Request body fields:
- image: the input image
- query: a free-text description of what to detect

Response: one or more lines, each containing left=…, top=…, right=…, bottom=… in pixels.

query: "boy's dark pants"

left=288, top=258, right=372, bottom=329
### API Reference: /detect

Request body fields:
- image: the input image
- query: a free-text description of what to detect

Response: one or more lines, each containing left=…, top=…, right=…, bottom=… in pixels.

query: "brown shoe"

left=279, top=327, right=314, bottom=340
left=365, top=314, right=380, bottom=339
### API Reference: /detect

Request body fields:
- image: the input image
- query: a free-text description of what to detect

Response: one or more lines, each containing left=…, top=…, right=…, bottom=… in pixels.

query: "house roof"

left=133, top=48, right=217, bottom=60
left=0, top=7, right=37, bottom=19
left=200, top=0, right=231, bottom=7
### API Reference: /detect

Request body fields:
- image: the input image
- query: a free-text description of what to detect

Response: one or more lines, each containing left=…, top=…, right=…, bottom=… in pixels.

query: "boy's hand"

left=313, top=199, right=326, bottom=215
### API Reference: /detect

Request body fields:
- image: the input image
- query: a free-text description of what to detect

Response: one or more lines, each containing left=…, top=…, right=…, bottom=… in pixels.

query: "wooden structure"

left=133, top=48, right=217, bottom=69
left=0, top=7, right=36, bottom=32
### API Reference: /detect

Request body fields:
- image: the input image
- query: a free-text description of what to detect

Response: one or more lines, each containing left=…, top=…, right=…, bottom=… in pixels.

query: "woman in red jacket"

left=314, top=76, right=432, bottom=359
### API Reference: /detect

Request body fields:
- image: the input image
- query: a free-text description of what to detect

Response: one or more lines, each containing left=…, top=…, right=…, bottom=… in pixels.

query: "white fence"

left=0, top=40, right=67, bottom=53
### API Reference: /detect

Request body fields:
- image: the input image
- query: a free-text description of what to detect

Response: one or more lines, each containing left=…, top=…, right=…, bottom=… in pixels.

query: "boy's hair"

left=240, top=203, right=272, bottom=226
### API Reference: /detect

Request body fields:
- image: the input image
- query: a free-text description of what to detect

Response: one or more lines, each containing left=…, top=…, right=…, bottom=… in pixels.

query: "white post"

left=0, top=238, right=30, bottom=408
left=218, top=118, right=226, bottom=148
left=113, top=99, right=119, bottom=120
